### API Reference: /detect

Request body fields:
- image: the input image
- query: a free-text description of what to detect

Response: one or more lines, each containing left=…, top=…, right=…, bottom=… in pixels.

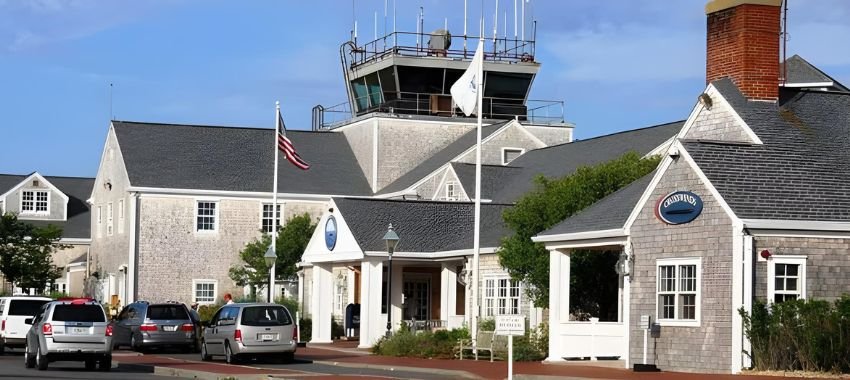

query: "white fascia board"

left=780, top=82, right=833, bottom=88
left=643, top=135, right=676, bottom=159
left=330, top=114, right=479, bottom=133
left=302, top=251, right=364, bottom=263
left=623, top=154, right=674, bottom=235
left=742, top=219, right=850, bottom=232
left=541, top=236, right=629, bottom=250
left=532, top=228, right=625, bottom=243
left=676, top=84, right=763, bottom=145
left=128, top=186, right=338, bottom=201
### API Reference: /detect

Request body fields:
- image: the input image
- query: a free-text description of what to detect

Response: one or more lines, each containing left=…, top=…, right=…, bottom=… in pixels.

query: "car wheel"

left=224, top=342, right=236, bottom=364
left=200, top=341, right=211, bottom=361
left=0, top=340, right=5, bottom=355
left=282, top=352, right=295, bottom=364
left=131, top=334, right=142, bottom=352
left=36, top=344, right=48, bottom=371
left=24, top=343, right=35, bottom=368
left=98, top=356, right=112, bottom=372
left=85, top=359, right=96, bottom=370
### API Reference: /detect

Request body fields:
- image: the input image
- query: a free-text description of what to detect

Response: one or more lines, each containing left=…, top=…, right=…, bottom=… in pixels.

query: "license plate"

left=71, top=327, right=88, bottom=334
left=259, top=333, right=276, bottom=341
left=163, top=325, right=177, bottom=332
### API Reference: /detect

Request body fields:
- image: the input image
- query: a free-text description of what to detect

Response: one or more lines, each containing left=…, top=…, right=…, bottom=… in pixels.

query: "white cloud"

left=542, top=23, right=704, bottom=84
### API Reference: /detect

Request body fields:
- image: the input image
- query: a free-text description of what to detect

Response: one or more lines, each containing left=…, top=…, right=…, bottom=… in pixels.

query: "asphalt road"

left=0, top=348, right=182, bottom=380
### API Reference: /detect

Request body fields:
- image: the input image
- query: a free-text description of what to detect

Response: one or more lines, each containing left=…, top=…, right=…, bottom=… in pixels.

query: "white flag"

left=450, top=41, right=484, bottom=116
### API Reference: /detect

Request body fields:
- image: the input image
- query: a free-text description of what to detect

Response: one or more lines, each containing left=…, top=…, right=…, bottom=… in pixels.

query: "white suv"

left=24, top=299, right=113, bottom=371
left=0, top=296, right=52, bottom=354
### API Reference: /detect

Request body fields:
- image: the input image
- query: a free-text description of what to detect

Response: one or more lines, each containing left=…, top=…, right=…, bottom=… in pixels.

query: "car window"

left=209, top=308, right=223, bottom=324
left=33, top=304, right=48, bottom=324
left=220, top=307, right=238, bottom=324
left=128, top=306, right=139, bottom=320
left=147, top=305, right=189, bottom=320
left=52, top=304, right=106, bottom=322
left=8, top=300, right=50, bottom=316
left=240, top=306, right=292, bottom=326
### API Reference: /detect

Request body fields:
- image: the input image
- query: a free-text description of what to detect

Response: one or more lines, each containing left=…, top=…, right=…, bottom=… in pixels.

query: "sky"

left=1, top=0, right=848, bottom=178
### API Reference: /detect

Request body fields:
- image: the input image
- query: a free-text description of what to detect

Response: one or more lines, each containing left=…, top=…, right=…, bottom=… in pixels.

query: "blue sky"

left=1, top=0, right=848, bottom=177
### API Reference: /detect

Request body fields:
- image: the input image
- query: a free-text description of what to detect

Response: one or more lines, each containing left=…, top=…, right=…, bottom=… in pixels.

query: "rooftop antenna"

left=781, top=0, right=789, bottom=84
left=374, top=11, right=378, bottom=41
left=464, top=0, right=468, bottom=51
left=521, top=0, right=526, bottom=41
left=393, top=0, right=397, bottom=46
left=493, top=0, right=498, bottom=44
left=514, top=0, right=517, bottom=38
left=109, top=83, right=114, bottom=120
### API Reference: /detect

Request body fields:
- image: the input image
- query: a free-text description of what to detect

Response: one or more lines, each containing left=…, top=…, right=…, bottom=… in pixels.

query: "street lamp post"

left=383, top=224, right=400, bottom=336
left=264, top=244, right=277, bottom=303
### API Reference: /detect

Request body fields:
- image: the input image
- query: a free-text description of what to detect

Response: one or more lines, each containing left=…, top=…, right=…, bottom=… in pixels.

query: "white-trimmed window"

left=193, top=280, right=217, bottom=304
left=445, top=182, right=457, bottom=201
left=501, top=148, right=524, bottom=165
left=656, top=258, right=701, bottom=326
left=196, top=201, right=218, bottom=232
left=96, top=206, right=103, bottom=238
left=768, top=256, right=806, bottom=303
left=107, top=202, right=113, bottom=236
left=261, top=204, right=282, bottom=233
left=483, top=276, right=521, bottom=317
left=118, top=199, right=125, bottom=234
left=21, top=190, right=49, bottom=214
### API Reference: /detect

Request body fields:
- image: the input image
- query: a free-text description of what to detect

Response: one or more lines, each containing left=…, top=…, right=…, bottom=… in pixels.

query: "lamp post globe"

left=264, top=244, right=276, bottom=302
left=382, top=224, right=400, bottom=335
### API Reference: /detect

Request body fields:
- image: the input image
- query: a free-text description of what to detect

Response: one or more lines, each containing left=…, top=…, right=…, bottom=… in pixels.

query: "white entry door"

left=402, top=279, right=430, bottom=321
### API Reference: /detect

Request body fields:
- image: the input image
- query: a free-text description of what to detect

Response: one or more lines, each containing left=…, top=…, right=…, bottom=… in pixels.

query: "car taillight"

left=42, top=323, right=53, bottom=335
left=292, top=326, right=298, bottom=342
left=140, top=324, right=157, bottom=332
left=1, top=320, right=5, bottom=332
left=234, top=329, right=242, bottom=343
left=180, top=323, right=194, bottom=332
left=105, top=325, right=114, bottom=337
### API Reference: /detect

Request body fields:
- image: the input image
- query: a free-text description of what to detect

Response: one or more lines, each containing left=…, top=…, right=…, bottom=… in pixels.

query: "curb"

left=152, top=366, right=269, bottom=380
left=311, top=359, right=482, bottom=379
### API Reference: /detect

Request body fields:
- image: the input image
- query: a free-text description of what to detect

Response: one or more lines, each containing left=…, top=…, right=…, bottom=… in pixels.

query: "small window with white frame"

left=21, top=190, right=49, bottom=214
left=107, top=202, right=113, bottom=236
left=445, top=181, right=457, bottom=201
left=196, top=201, right=218, bottom=232
left=483, top=276, right=521, bottom=317
left=118, top=199, right=125, bottom=234
left=656, top=257, right=701, bottom=326
left=768, top=256, right=806, bottom=303
left=193, top=280, right=217, bottom=304
left=96, top=205, right=103, bottom=238
left=261, top=204, right=282, bottom=233
left=501, top=148, right=524, bottom=165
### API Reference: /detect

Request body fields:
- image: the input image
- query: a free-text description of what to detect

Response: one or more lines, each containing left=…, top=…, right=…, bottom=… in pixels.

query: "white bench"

left=458, top=331, right=508, bottom=361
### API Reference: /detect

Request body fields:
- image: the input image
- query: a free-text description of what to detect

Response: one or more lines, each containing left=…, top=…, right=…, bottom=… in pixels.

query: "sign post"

left=495, top=315, right=525, bottom=380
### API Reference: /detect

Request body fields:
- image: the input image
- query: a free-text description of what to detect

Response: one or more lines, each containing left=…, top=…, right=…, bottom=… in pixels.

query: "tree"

left=230, top=213, right=317, bottom=295
left=497, top=151, right=661, bottom=308
left=0, top=213, right=65, bottom=294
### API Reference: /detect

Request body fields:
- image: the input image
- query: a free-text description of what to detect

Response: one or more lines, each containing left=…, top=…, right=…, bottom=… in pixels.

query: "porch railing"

left=556, top=318, right=625, bottom=359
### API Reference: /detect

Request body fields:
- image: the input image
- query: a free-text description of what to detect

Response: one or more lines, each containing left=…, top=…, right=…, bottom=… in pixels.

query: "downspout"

left=126, top=192, right=139, bottom=303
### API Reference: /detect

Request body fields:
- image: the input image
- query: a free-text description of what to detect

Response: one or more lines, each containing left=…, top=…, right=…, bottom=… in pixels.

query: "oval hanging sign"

left=325, top=216, right=337, bottom=251
left=655, top=191, right=703, bottom=225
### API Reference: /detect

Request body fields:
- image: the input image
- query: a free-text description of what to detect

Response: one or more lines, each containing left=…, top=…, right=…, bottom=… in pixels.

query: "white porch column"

left=358, top=258, right=384, bottom=348
left=390, top=262, right=403, bottom=329
left=310, top=263, right=333, bottom=343
left=622, top=243, right=633, bottom=369
left=440, top=263, right=458, bottom=324
left=545, top=249, right=570, bottom=362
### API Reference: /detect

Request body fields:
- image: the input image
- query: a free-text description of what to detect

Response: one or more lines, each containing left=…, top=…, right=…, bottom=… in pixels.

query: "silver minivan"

left=200, top=303, right=296, bottom=364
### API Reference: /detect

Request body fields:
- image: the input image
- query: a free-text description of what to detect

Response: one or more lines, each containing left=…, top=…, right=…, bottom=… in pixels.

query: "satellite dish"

left=428, top=29, right=452, bottom=51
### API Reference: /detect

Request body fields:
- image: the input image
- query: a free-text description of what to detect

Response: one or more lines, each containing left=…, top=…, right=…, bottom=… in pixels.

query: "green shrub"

left=299, top=318, right=312, bottom=342
left=275, top=296, right=300, bottom=315
left=44, top=291, right=67, bottom=299
left=197, top=303, right=222, bottom=323
left=741, top=296, right=850, bottom=373
left=331, top=318, right=345, bottom=339
left=478, top=318, right=495, bottom=331
left=372, top=327, right=469, bottom=359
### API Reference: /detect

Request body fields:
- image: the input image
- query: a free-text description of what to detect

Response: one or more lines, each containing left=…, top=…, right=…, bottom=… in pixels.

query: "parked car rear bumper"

left=44, top=340, right=112, bottom=355
left=2, top=337, right=26, bottom=347
left=233, top=341, right=297, bottom=355
left=141, top=333, right=196, bottom=347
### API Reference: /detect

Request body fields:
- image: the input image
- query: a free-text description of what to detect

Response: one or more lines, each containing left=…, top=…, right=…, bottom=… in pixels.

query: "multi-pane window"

left=196, top=201, right=218, bottom=231
left=118, top=199, right=125, bottom=234
left=96, top=206, right=103, bottom=238
left=484, top=277, right=521, bottom=316
left=445, top=182, right=457, bottom=200
left=656, top=258, right=700, bottom=324
left=21, top=190, right=48, bottom=213
left=768, top=257, right=806, bottom=304
left=107, top=202, right=113, bottom=236
left=193, top=280, right=216, bottom=303
left=261, top=204, right=282, bottom=233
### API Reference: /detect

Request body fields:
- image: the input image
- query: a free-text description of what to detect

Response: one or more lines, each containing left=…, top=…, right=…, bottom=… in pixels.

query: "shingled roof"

left=685, top=78, right=850, bottom=221
left=333, top=197, right=511, bottom=253
left=112, top=121, right=372, bottom=196
left=451, top=163, right=522, bottom=200
left=0, top=174, right=94, bottom=239
left=489, top=121, right=683, bottom=203
left=781, top=54, right=848, bottom=91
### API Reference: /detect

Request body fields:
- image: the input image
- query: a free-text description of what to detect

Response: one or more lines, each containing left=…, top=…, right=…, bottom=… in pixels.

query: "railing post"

left=590, top=317, right=599, bottom=361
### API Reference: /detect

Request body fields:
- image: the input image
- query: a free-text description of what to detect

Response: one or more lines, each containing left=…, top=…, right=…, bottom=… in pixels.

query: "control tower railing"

left=348, top=31, right=536, bottom=69
left=312, top=93, right=563, bottom=130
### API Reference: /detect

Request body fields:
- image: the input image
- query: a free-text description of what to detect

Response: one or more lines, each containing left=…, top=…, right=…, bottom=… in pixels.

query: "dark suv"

left=110, top=302, right=198, bottom=352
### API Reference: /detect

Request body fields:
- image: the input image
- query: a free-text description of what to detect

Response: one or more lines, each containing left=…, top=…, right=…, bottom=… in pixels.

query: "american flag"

left=277, top=112, right=310, bottom=170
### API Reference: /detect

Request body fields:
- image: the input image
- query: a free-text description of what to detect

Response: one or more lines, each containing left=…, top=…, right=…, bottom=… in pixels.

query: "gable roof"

left=537, top=172, right=655, bottom=237
left=377, top=121, right=510, bottom=195
left=112, top=121, right=372, bottom=196
left=685, top=79, right=850, bottom=221
left=333, top=197, right=511, bottom=253
left=782, top=54, right=849, bottom=91
left=0, top=174, right=94, bottom=239
left=489, top=121, right=683, bottom=203
left=451, top=163, right=522, bottom=200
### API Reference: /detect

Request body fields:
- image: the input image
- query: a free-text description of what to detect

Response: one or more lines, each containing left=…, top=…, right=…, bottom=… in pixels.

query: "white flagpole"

left=471, top=37, right=484, bottom=353
left=270, top=102, right=280, bottom=303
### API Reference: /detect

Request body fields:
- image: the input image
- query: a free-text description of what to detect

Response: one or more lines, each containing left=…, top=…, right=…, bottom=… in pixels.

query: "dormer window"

left=502, top=148, right=524, bottom=165
left=21, top=190, right=49, bottom=214
left=445, top=182, right=457, bottom=201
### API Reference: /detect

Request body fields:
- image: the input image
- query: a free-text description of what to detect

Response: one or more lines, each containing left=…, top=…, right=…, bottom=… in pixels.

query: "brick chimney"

left=705, top=0, right=782, bottom=101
